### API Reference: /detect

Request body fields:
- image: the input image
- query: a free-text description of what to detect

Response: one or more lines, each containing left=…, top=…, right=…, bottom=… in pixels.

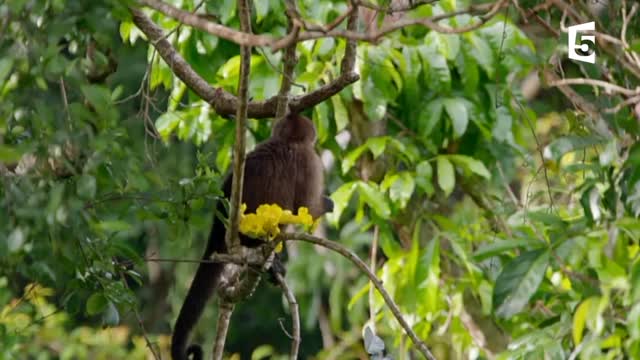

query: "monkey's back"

left=239, top=138, right=323, bottom=217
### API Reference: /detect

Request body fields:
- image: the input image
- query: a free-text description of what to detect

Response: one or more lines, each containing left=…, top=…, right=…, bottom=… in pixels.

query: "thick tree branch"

left=129, top=8, right=359, bottom=118
left=280, top=233, right=437, bottom=360
left=212, top=301, right=234, bottom=360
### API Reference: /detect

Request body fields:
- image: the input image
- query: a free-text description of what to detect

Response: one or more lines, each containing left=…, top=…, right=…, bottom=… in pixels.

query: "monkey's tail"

left=171, top=216, right=227, bottom=360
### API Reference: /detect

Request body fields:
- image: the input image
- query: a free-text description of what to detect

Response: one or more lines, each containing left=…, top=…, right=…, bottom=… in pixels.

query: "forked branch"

left=280, top=233, right=437, bottom=360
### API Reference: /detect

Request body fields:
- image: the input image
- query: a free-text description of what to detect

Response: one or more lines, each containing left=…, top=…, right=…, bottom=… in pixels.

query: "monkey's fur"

left=171, top=113, right=328, bottom=360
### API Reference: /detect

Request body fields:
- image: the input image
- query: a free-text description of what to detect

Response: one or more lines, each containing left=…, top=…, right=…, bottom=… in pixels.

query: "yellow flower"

left=238, top=204, right=319, bottom=241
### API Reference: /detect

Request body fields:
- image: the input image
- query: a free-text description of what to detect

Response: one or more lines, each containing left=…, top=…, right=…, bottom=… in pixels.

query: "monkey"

left=171, top=112, right=331, bottom=360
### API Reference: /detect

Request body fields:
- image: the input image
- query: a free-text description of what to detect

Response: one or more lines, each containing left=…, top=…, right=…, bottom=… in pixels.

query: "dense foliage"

left=1, top=0, right=640, bottom=359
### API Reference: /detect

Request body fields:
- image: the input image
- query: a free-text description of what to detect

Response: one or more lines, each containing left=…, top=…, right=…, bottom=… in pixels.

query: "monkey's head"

left=272, top=113, right=316, bottom=144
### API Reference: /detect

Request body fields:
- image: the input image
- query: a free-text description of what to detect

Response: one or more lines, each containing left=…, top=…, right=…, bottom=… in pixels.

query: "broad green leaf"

left=418, top=43, right=451, bottom=92
left=449, top=155, right=491, bottom=179
left=418, top=99, right=443, bottom=137
left=358, top=182, right=391, bottom=218
left=327, top=182, right=358, bottom=225
left=437, top=156, right=455, bottom=196
left=254, top=0, right=269, bottom=22
left=366, top=137, right=387, bottom=159
left=465, top=33, right=494, bottom=77
left=573, top=297, right=597, bottom=345
left=341, top=144, right=367, bottom=174
left=86, top=292, right=108, bottom=315
left=472, top=239, right=533, bottom=261
left=444, top=98, right=469, bottom=137
left=415, top=161, right=434, bottom=196
left=457, top=42, right=479, bottom=94
left=493, top=249, right=550, bottom=318
left=155, top=112, right=182, bottom=142
left=389, top=172, right=415, bottom=208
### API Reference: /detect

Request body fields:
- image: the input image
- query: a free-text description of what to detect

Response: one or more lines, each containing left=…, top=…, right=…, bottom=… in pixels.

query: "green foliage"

left=3, top=0, right=640, bottom=358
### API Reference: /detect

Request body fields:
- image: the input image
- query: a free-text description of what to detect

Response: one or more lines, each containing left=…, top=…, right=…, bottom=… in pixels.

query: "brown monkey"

left=171, top=113, right=330, bottom=360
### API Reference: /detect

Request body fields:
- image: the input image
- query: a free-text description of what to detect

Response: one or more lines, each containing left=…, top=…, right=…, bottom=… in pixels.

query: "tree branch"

left=280, top=233, right=437, bottom=360
left=212, top=301, right=234, bottom=360
left=275, top=0, right=300, bottom=121
left=275, top=273, right=301, bottom=360
left=547, top=78, right=639, bottom=97
left=129, top=7, right=359, bottom=118
left=224, top=0, right=252, bottom=250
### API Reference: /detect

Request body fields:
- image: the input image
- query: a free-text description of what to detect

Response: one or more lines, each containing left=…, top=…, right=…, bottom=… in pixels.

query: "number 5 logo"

left=568, top=21, right=596, bottom=64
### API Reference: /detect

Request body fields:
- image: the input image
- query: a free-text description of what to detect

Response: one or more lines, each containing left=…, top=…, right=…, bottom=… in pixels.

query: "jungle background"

left=2, top=0, right=640, bottom=359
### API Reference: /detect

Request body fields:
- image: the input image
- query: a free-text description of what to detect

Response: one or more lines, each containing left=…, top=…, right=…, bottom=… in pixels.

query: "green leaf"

left=573, top=297, right=596, bottom=346
left=358, top=182, right=391, bottom=218
left=415, top=161, right=434, bottom=196
left=155, top=112, right=182, bottom=142
left=331, top=95, right=349, bottom=132
left=493, top=106, right=514, bottom=143
left=465, top=33, right=494, bottom=77
left=0, top=58, right=14, bottom=86
left=119, top=21, right=132, bottom=42
left=389, top=172, right=415, bottom=208
left=0, top=145, right=23, bottom=162
left=341, top=144, right=367, bottom=174
left=254, top=0, right=269, bottom=22
left=437, top=156, right=455, bottom=196
left=493, top=249, right=550, bottom=318
left=366, top=137, right=387, bottom=159
left=448, top=155, right=491, bottom=179
left=8, top=227, right=26, bottom=253
left=457, top=43, right=479, bottom=94
left=327, top=182, right=358, bottom=225
left=86, top=292, right=108, bottom=315
left=443, top=98, right=469, bottom=137
left=418, top=99, right=443, bottom=137
left=544, top=135, right=608, bottom=162
left=472, top=239, right=533, bottom=261
left=76, top=175, right=97, bottom=200
left=95, top=220, right=132, bottom=233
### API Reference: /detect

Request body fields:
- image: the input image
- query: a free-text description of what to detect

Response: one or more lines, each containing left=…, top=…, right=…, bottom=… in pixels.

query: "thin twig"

left=280, top=233, right=437, bottom=360
left=224, top=0, right=252, bottom=250
left=368, top=225, right=379, bottom=331
left=137, top=0, right=504, bottom=49
left=275, top=0, right=300, bottom=121
left=275, top=273, right=301, bottom=360
left=117, top=270, right=161, bottom=360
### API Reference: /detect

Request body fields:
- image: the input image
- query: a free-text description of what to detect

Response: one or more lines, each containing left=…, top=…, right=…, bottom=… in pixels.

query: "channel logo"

left=568, top=21, right=596, bottom=64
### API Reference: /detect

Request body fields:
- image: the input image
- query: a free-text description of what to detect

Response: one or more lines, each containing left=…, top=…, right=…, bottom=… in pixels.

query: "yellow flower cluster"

left=239, top=204, right=316, bottom=252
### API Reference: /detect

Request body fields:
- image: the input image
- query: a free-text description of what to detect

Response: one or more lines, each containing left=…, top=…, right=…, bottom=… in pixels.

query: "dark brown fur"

left=171, top=113, right=326, bottom=360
